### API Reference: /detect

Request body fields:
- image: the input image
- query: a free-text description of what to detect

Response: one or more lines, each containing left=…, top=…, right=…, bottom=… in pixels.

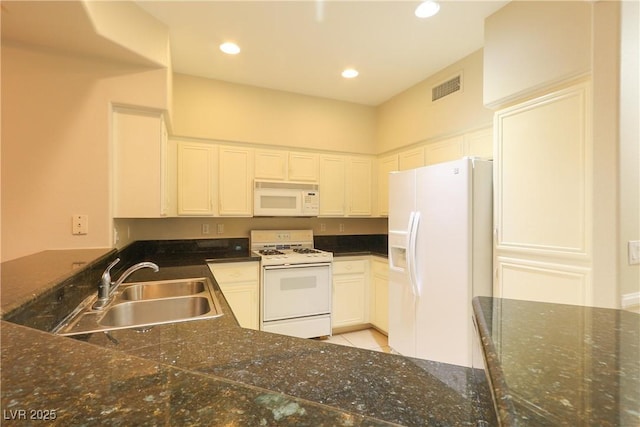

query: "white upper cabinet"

left=424, top=135, right=464, bottom=166
left=464, top=127, right=493, bottom=159
left=177, top=141, right=217, bottom=216
left=346, top=157, right=373, bottom=216
left=254, top=149, right=288, bottom=180
left=219, top=146, right=254, bottom=216
left=319, top=154, right=373, bottom=217
left=113, top=108, right=167, bottom=218
left=254, top=149, right=319, bottom=182
left=398, top=147, right=424, bottom=171
left=288, top=151, right=319, bottom=182
left=319, top=155, right=346, bottom=216
left=376, top=154, right=398, bottom=217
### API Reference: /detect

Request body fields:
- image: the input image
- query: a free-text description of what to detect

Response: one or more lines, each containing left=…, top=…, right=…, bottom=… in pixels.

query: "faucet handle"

left=102, top=258, right=121, bottom=286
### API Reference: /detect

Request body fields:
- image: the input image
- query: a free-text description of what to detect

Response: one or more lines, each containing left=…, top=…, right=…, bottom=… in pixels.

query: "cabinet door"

left=371, top=258, right=389, bottom=334
left=319, top=155, right=346, bottom=216
left=177, top=142, right=216, bottom=216
left=219, top=283, right=259, bottom=329
left=376, top=154, right=398, bottom=216
left=347, top=157, right=372, bottom=216
left=464, top=127, right=493, bottom=159
left=255, top=149, right=288, bottom=180
left=333, top=275, right=366, bottom=328
left=399, top=147, right=425, bottom=170
left=424, top=136, right=463, bottom=166
left=113, top=109, right=166, bottom=218
left=494, top=82, right=592, bottom=305
left=288, top=152, right=319, bottom=182
left=219, top=146, right=253, bottom=216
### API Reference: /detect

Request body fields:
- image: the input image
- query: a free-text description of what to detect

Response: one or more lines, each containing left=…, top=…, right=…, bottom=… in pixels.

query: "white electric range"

left=250, top=230, right=333, bottom=338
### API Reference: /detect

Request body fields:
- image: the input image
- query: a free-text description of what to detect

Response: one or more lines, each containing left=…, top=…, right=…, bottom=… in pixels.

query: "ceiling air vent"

left=432, top=73, right=462, bottom=102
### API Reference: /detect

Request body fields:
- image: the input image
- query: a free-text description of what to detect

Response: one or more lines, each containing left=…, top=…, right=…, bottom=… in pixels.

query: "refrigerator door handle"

left=408, top=211, right=421, bottom=297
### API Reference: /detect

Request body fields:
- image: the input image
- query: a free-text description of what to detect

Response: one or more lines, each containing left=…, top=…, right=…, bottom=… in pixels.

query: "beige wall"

left=172, top=74, right=377, bottom=154
left=376, top=49, right=492, bottom=154
left=1, top=43, right=170, bottom=262
left=483, top=1, right=592, bottom=108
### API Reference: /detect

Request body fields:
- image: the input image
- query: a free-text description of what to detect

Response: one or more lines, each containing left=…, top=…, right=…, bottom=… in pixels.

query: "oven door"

left=262, top=263, right=331, bottom=322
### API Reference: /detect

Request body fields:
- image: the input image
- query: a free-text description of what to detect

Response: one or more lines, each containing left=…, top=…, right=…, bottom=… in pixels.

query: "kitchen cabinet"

left=208, top=262, right=259, bottom=330
left=398, top=147, right=425, bottom=170
left=113, top=107, right=168, bottom=218
left=332, top=258, right=368, bottom=330
left=463, top=127, right=493, bottom=159
left=288, top=151, right=319, bottom=182
left=370, top=257, right=389, bottom=334
left=254, top=149, right=288, bottom=180
left=218, top=146, right=254, bottom=216
left=254, top=149, right=319, bottom=182
left=346, top=157, right=372, bottom=216
left=494, top=82, right=593, bottom=305
left=177, top=142, right=217, bottom=215
left=319, top=155, right=346, bottom=216
left=319, top=154, right=373, bottom=217
left=376, top=154, right=398, bottom=216
left=424, top=135, right=463, bottom=166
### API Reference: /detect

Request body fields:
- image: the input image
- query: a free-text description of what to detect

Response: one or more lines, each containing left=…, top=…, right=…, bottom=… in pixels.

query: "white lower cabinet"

left=370, top=257, right=389, bottom=334
left=332, top=258, right=368, bottom=330
left=208, top=262, right=259, bottom=330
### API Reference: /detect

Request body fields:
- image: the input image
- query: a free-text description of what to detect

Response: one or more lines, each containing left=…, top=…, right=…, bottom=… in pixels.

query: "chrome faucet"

left=92, top=258, right=159, bottom=310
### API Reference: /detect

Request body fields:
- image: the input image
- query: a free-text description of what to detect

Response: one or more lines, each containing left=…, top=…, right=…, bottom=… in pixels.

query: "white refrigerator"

left=388, top=157, right=492, bottom=368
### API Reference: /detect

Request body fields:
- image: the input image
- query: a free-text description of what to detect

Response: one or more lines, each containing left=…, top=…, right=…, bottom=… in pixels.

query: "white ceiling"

left=1, top=1, right=509, bottom=106
left=135, top=1, right=508, bottom=106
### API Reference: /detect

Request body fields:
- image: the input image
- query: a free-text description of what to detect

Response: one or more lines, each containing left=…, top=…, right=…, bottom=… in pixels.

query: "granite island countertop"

left=1, top=239, right=495, bottom=426
left=472, top=296, right=640, bottom=426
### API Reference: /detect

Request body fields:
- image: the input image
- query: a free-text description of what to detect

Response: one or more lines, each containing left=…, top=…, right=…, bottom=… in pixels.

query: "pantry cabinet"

left=113, top=108, right=168, bottom=218
left=332, top=258, right=369, bottom=330
left=218, top=146, right=254, bottom=216
left=208, top=262, right=259, bottom=330
left=494, top=82, right=593, bottom=305
left=177, top=142, right=217, bottom=215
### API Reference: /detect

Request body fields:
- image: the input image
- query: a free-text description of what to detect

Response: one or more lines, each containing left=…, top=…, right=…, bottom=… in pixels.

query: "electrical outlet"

left=217, top=224, right=225, bottom=234
left=320, top=223, right=326, bottom=232
left=202, top=224, right=210, bottom=235
left=339, top=223, right=345, bottom=232
left=629, top=240, right=640, bottom=265
left=72, top=215, right=88, bottom=235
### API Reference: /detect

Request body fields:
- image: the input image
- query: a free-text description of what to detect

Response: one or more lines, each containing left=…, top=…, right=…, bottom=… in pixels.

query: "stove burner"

left=293, top=248, right=320, bottom=254
left=259, top=249, right=284, bottom=256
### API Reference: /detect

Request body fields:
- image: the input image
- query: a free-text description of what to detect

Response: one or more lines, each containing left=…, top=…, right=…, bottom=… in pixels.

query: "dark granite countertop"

left=1, top=239, right=495, bottom=426
left=472, top=296, right=640, bottom=426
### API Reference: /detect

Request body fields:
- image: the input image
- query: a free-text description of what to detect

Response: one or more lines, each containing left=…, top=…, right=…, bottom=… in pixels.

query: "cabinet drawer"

left=209, top=262, right=259, bottom=283
left=333, top=260, right=366, bottom=275
left=371, top=258, right=389, bottom=276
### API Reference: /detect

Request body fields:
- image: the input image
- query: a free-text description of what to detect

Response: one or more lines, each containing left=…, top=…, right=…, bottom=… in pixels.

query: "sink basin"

left=99, top=297, right=211, bottom=328
left=120, top=280, right=205, bottom=301
left=53, top=277, right=223, bottom=336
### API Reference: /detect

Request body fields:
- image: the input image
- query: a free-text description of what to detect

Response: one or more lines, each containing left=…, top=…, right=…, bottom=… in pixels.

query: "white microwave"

left=254, top=180, right=319, bottom=217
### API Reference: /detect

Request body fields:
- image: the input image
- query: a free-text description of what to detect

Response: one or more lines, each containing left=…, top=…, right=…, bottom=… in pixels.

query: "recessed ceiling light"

left=415, top=1, right=440, bottom=18
left=342, top=68, right=359, bottom=79
left=220, top=42, right=240, bottom=55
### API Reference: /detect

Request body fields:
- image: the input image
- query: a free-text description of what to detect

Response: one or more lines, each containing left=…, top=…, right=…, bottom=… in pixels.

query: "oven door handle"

left=263, top=263, right=331, bottom=270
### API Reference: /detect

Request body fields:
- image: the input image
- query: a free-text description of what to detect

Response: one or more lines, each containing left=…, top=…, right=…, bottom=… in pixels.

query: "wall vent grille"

left=432, top=74, right=462, bottom=101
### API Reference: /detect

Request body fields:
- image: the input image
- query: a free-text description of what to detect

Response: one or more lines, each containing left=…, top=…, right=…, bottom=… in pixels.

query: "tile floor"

left=323, top=328, right=391, bottom=353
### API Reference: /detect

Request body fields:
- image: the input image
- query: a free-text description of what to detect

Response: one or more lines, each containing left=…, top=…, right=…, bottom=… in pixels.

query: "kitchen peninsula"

left=1, top=240, right=495, bottom=426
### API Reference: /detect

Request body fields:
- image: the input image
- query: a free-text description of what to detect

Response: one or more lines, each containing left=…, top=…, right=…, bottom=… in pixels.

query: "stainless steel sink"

left=53, top=277, right=223, bottom=336
left=99, top=297, right=212, bottom=327
left=120, top=280, right=206, bottom=301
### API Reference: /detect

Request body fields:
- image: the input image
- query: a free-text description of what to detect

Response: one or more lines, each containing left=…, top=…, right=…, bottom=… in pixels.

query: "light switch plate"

left=629, top=240, right=640, bottom=265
